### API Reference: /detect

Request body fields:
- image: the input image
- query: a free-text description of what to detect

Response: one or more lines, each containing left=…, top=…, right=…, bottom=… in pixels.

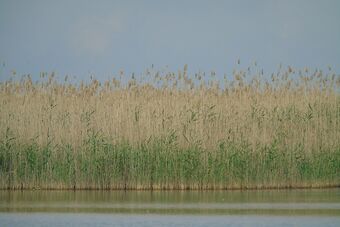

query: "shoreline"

left=1, top=184, right=339, bottom=191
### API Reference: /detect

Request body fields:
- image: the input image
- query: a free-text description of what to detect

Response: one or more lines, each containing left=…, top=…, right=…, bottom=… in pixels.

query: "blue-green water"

left=0, top=189, right=339, bottom=226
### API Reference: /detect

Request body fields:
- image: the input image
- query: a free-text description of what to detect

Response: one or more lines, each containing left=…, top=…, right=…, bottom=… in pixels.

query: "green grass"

left=1, top=133, right=339, bottom=190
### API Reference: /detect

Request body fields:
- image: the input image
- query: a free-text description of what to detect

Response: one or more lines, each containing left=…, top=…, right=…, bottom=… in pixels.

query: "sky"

left=0, top=0, right=340, bottom=82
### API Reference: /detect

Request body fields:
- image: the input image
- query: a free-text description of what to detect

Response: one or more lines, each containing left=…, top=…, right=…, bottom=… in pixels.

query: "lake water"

left=0, top=189, right=339, bottom=227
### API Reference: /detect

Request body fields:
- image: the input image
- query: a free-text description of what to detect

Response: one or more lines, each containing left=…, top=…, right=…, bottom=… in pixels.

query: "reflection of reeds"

left=0, top=66, right=339, bottom=189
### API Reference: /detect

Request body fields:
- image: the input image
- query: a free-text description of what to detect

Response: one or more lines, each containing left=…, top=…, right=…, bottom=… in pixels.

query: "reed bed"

left=0, top=66, right=339, bottom=189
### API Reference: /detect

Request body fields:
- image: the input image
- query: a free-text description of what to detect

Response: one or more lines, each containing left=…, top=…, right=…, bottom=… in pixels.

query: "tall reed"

left=0, top=66, right=339, bottom=189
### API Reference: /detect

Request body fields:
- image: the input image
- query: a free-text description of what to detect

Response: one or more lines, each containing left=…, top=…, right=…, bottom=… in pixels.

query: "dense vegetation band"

left=0, top=66, right=339, bottom=189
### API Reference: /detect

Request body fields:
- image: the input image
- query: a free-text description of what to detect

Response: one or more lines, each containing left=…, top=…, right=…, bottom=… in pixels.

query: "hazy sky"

left=0, top=0, right=339, bottom=81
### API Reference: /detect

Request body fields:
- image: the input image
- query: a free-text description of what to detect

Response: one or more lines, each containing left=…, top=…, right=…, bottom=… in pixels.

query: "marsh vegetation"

left=0, top=65, right=339, bottom=189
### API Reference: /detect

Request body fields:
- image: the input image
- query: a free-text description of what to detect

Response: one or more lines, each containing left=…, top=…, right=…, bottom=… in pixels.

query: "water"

left=0, top=189, right=339, bottom=226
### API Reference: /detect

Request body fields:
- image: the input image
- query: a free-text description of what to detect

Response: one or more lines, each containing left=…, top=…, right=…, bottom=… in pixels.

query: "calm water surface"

left=0, top=189, right=339, bottom=226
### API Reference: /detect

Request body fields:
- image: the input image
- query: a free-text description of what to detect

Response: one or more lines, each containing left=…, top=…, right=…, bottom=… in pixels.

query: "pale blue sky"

left=0, top=0, right=339, bottom=81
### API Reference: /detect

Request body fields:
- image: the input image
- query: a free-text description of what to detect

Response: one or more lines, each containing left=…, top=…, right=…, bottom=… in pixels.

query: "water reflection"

left=0, top=189, right=339, bottom=215
left=1, top=213, right=340, bottom=227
